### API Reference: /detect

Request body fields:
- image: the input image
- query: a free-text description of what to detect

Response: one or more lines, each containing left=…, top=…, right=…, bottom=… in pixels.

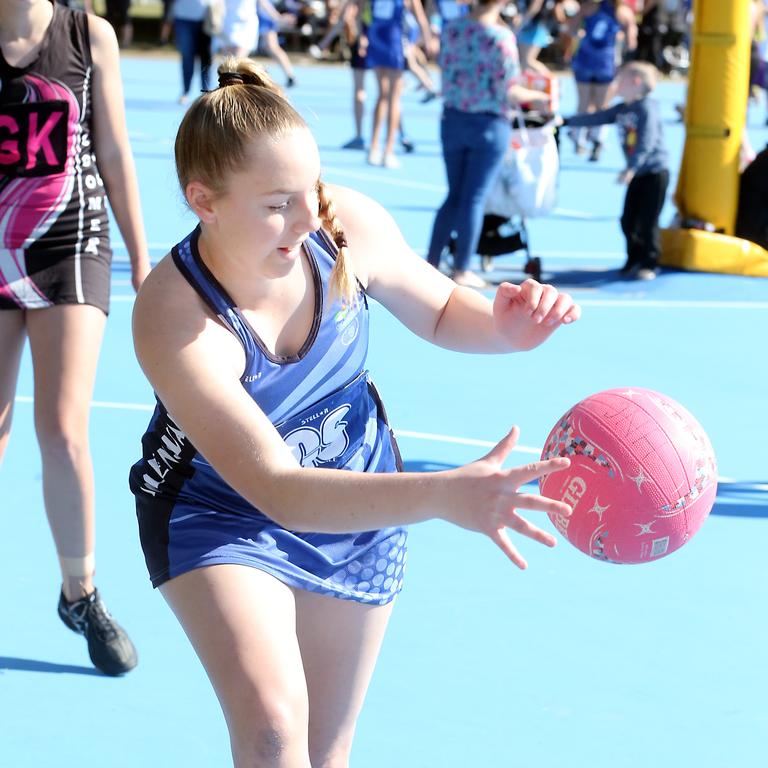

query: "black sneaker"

left=618, top=258, right=638, bottom=278
left=58, top=589, right=138, bottom=676
left=589, top=141, right=603, bottom=162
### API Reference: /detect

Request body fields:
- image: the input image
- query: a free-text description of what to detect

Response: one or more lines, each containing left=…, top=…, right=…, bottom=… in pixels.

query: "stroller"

left=447, top=112, right=560, bottom=284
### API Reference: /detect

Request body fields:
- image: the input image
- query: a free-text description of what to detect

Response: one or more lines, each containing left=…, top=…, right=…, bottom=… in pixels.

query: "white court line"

left=12, top=395, right=750, bottom=484
left=577, top=299, right=768, bottom=309
left=110, top=245, right=624, bottom=261
left=322, top=166, right=445, bottom=192
left=12, top=395, right=539, bottom=453
left=395, top=429, right=539, bottom=455
left=112, top=242, right=172, bottom=253
left=550, top=207, right=606, bottom=220
left=319, top=167, right=627, bottom=223
left=535, top=250, right=624, bottom=260
left=14, top=395, right=153, bottom=412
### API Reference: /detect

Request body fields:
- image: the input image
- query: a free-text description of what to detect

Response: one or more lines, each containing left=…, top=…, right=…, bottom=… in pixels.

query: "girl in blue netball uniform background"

left=569, top=0, right=637, bottom=160
left=130, top=57, right=580, bottom=767
left=256, top=0, right=297, bottom=88
left=363, top=0, right=435, bottom=167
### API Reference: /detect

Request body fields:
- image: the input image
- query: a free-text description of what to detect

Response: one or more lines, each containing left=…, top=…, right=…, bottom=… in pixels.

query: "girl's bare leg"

left=161, top=565, right=313, bottom=768
left=26, top=304, right=106, bottom=599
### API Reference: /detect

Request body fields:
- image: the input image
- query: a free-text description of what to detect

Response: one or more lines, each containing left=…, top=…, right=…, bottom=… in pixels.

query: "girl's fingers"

left=509, top=455, right=571, bottom=486
left=493, top=282, right=522, bottom=316
left=506, top=512, right=558, bottom=548
left=491, top=528, right=528, bottom=569
left=518, top=279, right=543, bottom=315
left=480, top=426, right=520, bottom=466
left=497, top=281, right=522, bottom=300
left=541, top=292, right=575, bottom=326
left=562, top=303, right=582, bottom=324
left=510, top=493, right=572, bottom=519
left=531, top=284, right=559, bottom=323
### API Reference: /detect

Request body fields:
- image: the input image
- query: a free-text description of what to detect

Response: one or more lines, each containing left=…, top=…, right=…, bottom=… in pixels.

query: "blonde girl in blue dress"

left=131, top=57, right=581, bottom=767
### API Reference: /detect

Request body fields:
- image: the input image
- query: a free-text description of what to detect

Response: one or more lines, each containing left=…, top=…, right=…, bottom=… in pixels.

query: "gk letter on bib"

left=0, top=101, right=69, bottom=177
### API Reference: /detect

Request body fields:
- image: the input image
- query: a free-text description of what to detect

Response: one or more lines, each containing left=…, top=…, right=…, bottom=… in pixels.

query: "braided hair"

left=316, top=180, right=357, bottom=306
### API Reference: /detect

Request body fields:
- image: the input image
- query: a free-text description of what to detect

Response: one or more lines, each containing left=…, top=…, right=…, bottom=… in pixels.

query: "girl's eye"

left=269, top=202, right=290, bottom=212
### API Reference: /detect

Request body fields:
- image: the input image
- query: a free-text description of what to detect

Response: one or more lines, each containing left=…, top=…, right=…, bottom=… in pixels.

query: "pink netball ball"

left=539, top=388, right=717, bottom=564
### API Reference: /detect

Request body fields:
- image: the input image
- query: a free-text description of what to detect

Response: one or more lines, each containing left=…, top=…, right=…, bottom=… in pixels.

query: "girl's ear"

left=186, top=181, right=218, bottom=224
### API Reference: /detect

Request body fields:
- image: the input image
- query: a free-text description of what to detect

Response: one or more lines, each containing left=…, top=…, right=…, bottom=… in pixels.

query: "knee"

left=229, top=698, right=309, bottom=768
left=35, top=416, right=89, bottom=464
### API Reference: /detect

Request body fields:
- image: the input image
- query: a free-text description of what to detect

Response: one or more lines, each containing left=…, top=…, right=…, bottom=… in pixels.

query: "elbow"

left=95, top=138, right=132, bottom=176
left=243, top=465, right=312, bottom=531
left=97, top=149, right=130, bottom=187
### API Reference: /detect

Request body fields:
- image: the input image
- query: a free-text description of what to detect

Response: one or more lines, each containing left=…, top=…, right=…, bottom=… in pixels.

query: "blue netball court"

left=1, top=55, right=767, bottom=768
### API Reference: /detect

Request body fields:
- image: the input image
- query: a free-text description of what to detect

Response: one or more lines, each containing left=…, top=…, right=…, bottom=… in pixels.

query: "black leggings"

left=620, top=169, right=669, bottom=269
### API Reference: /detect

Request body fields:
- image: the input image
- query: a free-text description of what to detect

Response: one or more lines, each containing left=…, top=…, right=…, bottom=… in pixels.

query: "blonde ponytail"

left=175, top=57, right=305, bottom=197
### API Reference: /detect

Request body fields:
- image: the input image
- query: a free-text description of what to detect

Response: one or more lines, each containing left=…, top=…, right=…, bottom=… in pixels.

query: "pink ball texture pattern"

left=539, top=388, right=717, bottom=564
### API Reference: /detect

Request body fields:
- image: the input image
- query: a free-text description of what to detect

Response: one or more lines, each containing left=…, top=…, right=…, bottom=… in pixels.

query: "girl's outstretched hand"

left=493, top=280, right=581, bottom=351
left=442, top=427, right=573, bottom=569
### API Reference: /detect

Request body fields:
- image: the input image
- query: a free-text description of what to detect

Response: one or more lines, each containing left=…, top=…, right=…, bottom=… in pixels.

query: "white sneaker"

left=382, top=153, right=400, bottom=169
left=308, top=44, right=323, bottom=60
left=367, top=149, right=383, bottom=166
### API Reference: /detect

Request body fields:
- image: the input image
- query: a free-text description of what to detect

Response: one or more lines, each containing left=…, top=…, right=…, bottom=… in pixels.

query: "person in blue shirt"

left=130, top=56, right=581, bottom=767
left=562, top=61, right=669, bottom=280
left=568, top=0, right=637, bottom=161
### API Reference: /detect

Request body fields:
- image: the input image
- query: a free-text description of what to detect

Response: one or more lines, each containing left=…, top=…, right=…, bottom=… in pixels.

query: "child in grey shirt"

left=563, top=61, right=669, bottom=280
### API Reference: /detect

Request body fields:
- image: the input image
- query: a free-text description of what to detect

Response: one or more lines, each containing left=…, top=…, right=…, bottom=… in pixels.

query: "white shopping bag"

left=485, top=121, right=559, bottom=219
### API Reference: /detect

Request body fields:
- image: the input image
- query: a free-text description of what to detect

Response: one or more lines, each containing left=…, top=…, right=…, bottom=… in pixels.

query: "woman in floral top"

left=426, top=0, right=550, bottom=287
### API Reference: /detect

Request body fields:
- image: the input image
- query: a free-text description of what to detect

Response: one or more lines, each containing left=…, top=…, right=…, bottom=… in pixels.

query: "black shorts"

left=0, top=218, right=112, bottom=314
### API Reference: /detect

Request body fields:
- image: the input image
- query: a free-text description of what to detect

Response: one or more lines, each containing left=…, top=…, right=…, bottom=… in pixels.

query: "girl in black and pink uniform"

left=0, top=0, right=149, bottom=675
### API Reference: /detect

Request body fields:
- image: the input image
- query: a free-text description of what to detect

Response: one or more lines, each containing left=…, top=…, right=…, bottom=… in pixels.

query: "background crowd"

left=71, top=0, right=698, bottom=73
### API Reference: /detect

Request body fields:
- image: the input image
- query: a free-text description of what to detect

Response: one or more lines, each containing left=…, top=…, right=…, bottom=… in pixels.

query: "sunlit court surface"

left=2, top=53, right=767, bottom=768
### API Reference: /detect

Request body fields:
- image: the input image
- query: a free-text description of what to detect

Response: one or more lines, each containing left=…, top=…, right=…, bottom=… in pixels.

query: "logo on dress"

left=334, top=306, right=359, bottom=347
left=284, top=404, right=352, bottom=467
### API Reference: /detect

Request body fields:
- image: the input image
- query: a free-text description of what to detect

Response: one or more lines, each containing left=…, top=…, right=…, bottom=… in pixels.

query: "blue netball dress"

left=129, top=227, right=407, bottom=605
left=366, top=0, right=406, bottom=70
left=435, top=0, right=468, bottom=23
left=256, top=8, right=276, bottom=35
left=572, top=1, right=622, bottom=84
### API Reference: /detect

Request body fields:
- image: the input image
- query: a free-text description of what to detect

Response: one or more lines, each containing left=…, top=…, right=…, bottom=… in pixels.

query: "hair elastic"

left=219, top=72, right=245, bottom=87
